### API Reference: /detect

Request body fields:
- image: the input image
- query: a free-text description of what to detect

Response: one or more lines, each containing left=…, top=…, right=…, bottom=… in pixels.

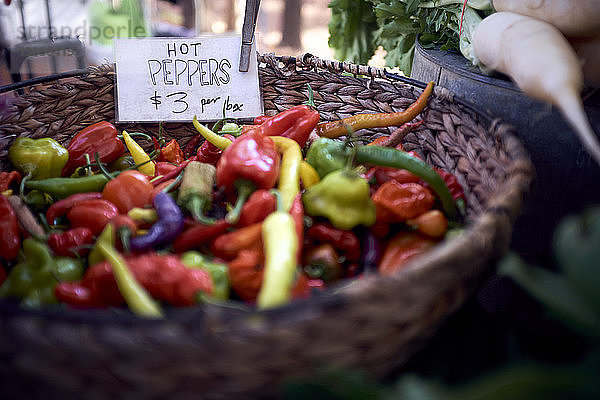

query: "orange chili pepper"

left=372, top=181, right=434, bottom=222
left=378, top=231, right=436, bottom=276
left=316, top=81, right=434, bottom=138
left=211, top=222, right=263, bottom=260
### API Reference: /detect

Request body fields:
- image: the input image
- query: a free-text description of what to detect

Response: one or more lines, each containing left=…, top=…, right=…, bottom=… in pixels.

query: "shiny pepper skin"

left=372, top=181, right=435, bottom=222
left=48, top=227, right=94, bottom=257
left=0, top=194, right=20, bottom=261
left=67, top=198, right=119, bottom=235
left=216, top=130, right=280, bottom=191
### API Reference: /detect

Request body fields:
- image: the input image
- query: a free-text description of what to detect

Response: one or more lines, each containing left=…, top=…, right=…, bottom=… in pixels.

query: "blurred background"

left=0, top=0, right=337, bottom=85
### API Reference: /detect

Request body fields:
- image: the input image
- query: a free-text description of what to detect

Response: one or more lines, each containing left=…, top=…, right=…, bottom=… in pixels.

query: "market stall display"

left=0, top=54, right=533, bottom=399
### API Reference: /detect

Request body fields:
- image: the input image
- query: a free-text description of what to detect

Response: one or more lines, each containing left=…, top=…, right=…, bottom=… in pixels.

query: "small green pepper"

left=303, top=168, right=376, bottom=230
left=8, top=137, right=69, bottom=180
left=0, top=238, right=84, bottom=307
left=305, top=138, right=351, bottom=178
left=180, top=251, right=230, bottom=301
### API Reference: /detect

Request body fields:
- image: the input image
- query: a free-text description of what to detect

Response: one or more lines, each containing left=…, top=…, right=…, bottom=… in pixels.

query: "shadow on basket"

left=0, top=53, right=534, bottom=399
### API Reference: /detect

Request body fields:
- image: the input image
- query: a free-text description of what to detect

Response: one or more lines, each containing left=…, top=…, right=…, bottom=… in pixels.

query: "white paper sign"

left=113, top=36, right=262, bottom=123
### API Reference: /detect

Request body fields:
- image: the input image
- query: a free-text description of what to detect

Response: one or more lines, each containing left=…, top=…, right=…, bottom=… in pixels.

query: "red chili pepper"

left=55, top=253, right=213, bottom=307
left=235, top=189, right=276, bottom=227
left=61, top=121, right=124, bottom=177
left=216, top=130, right=280, bottom=224
left=151, top=159, right=191, bottom=187
left=196, top=134, right=235, bottom=166
left=48, top=227, right=94, bottom=257
left=290, top=193, right=304, bottom=263
left=172, top=219, right=230, bottom=253
left=0, top=194, right=20, bottom=261
left=102, top=170, right=154, bottom=214
left=184, top=135, right=203, bottom=158
left=154, top=162, right=179, bottom=177
left=255, top=105, right=320, bottom=148
left=253, top=115, right=270, bottom=125
left=0, top=171, right=21, bottom=192
left=211, top=222, right=263, bottom=261
left=378, top=231, right=436, bottom=276
left=306, top=222, right=361, bottom=261
left=227, top=248, right=264, bottom=302
left=67, top=198, right=119, bottom=236
left=372, top=181, right=435, bottom=222
left=45, top=192, right=102, bottom=225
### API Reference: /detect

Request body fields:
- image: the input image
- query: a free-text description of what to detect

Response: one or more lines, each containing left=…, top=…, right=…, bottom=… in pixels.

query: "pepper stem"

left=225, top=180, right=255, bottom=224
left=187, top=196, right=216, bottom=225
left=305, top=83, right=316, bottom=108
left=269, top=189, right=284, bottom=212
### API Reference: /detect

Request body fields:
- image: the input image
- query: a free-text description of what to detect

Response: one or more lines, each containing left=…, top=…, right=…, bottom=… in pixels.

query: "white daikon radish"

left=570, top=35, right=600, bottom=88
left=493, top=0, right=600, bottom=37
left=473, top=11, right=600, bottom=165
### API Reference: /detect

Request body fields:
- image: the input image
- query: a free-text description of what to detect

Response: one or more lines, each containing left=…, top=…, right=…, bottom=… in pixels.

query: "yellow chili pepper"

left=128, top=207, right=158, bottom=224
left=97, top=241, right=163, bottom=318
left=270, top=136, right=302, bottom=212
left=122, top=130, right=155, bottom=176
left=88, top=223, right=114, bottom=266
left=257, top=190, right=298, bottom=309
left=192, top=116, right=233, bottom=150
left=299, top=161, right=320, bottom=189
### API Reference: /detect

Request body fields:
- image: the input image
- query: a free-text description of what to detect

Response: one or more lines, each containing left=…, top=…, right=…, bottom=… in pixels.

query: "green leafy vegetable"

left=328, top=0, right=493, bottom=74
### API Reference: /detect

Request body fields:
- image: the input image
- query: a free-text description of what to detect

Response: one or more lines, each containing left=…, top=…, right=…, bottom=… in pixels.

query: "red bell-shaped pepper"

left=61, top=121, right=125, bottom=177
left=255, top=105, right=320, bottom=148
left=216, top=130, right=280, bottom=224
left=48, top=227, right=94, bottom=257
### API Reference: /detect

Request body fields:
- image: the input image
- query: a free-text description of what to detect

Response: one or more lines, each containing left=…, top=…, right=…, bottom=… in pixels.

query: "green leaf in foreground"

left=497, top=252, right=600, bottom=339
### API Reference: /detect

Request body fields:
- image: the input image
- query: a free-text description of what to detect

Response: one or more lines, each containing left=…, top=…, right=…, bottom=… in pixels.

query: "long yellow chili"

left=122, top=130, right=155, bottom=176
left=315, top=81, right=435, bottom=138
left=97, top=241, right=164, bottom=318
left=270, top=136, right=302, bottom=212
left=257, top=190, right=298, bottom=309
left=192, top=116, right=233, bottom=150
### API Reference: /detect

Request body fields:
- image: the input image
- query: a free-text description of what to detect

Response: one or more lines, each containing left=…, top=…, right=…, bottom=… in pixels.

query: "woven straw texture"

left=0, top=53, right=534, bottom=400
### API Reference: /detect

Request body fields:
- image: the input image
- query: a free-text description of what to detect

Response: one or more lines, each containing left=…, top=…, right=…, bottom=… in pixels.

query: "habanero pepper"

left=378, top=231, right=436, bottom=276
left=157, top=139, right=185, bottom=164
left=316, top=81, right=434, bottom=138
left=48, top=227, right=94, bottom=258
left=61, top=121, right=124, bottom=177
left=211, top=222, right=263, bottom=261
left=45, top=192, right=102, bottom=225
left=67, top=198, right=119, bottom=236
left=216, top=129, right=280, bottom=224
left=0, top=194, right=20, bottom=261
left=196, top=134, right=235, bottom=166
left=406, top=209, right=448, bottom=239
left=0, top=171, right=21, bottom=193
left=228, top=248, right=264, bottom=302
left=372, top=181, right=435, bottom=222
left=102, top=170, right=154, bottom=214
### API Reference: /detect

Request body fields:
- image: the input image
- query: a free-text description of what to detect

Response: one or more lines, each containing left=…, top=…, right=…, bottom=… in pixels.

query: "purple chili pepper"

left=130, top=192, right=184, bottom=252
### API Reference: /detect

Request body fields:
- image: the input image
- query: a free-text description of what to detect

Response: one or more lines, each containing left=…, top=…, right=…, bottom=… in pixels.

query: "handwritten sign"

left=113, top=36, right=263, bottom=123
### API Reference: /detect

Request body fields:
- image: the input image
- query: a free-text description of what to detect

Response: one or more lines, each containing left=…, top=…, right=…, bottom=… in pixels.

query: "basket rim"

left=0, top=53, right=532, bottom=326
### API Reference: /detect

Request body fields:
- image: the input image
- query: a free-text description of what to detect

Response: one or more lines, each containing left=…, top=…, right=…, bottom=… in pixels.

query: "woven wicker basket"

left=0, top=53, right=533, bottom=399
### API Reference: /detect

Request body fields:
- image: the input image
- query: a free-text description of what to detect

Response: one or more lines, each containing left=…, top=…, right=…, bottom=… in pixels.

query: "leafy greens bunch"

left=328, top=0, right=493, bottom=74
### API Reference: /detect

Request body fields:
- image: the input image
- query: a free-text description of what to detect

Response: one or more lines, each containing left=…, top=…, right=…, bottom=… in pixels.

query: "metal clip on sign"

left=239, top=0, right=261, bottom=72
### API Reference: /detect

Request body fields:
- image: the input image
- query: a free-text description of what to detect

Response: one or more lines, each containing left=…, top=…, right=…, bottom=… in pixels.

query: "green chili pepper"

left=8, top=137, right=69, bottom=180
left=180, top=251, right=230, bottom=301
left=177, top=161, right=216, bottom=224
left=23, top=172, right=116, bottom=199
left=0, top=238, right=84, bottom=307
left=303, top=168, right=376, bottom=230
left=305, top=138, right=351, bottom=178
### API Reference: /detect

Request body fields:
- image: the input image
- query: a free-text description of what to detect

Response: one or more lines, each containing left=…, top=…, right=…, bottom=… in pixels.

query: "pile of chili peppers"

left=0, top=81, right=466, bottom=317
